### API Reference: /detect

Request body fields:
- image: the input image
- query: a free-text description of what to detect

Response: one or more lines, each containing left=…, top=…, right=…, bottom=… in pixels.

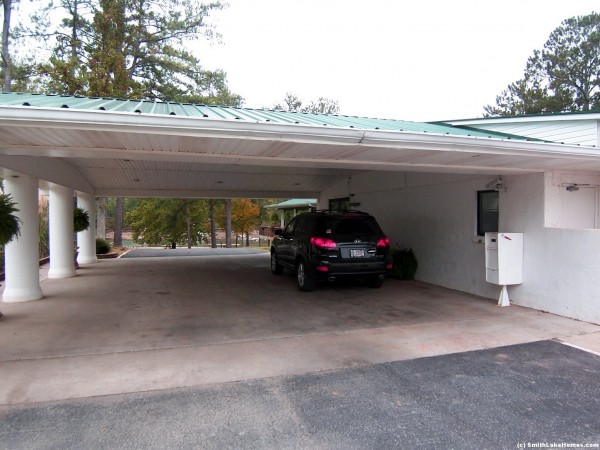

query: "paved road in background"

left=1, top=340, right=599, bottom=449
left=121, top=247, right=267, bottom=258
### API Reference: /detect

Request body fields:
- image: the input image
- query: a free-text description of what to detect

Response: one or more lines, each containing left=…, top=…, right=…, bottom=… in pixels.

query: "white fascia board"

left=1, top=105, right=600, bottom=163
left=360, top=129, right=600, bottom=159
left=0, top=105, right=364, bottom=144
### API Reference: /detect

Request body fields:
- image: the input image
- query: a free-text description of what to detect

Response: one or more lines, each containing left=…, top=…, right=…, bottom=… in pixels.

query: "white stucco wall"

left=319, top=172, right=501, bottom=299
left=502, top=173, right=600, bottom=324
left=319, top=170, right=600, bottom=324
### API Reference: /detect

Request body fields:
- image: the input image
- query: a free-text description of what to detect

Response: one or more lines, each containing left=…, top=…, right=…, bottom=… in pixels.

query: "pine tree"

left=485, top=12, right=600, bottom=116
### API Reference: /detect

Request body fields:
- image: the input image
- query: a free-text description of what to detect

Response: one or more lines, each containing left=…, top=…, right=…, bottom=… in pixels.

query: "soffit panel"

left=2, top=107, right=600, bottom=196
left=75, top=166, right=349, bottom=191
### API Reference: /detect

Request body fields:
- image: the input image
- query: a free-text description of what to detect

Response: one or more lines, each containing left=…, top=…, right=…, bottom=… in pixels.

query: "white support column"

left=77, top=193, right=98, bottom=264
left=96, top=197, right=106, bottom=239
left=279, top=210, right=285, bottom=228
left=48, top=184, right=76, bottom=278
left=2, top=175, right=44, bottom=302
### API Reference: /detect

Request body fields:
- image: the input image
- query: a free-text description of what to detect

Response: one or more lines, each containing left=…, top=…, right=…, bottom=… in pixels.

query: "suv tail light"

left=310, top=237, right=337, bottom=249
left=377, top=237, right=391, bottom=248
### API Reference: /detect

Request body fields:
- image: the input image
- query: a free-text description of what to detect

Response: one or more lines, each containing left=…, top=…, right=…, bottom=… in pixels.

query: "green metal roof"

left=0, top=92, right=538, bottom=141
left=264, top=199, right=317, bottom=209
left=437, top=109, right=600, bottom=123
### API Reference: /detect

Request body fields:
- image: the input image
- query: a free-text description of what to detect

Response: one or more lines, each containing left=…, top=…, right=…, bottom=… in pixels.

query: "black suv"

left=270, top=210, right=392, bottom=291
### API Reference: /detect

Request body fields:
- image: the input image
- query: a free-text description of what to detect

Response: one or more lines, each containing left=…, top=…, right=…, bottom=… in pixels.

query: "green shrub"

left=96, top=237, right=112, bottom=254
left=390, top=248, right=418, bottom=280
left=39, top=202, right=49, bottom=259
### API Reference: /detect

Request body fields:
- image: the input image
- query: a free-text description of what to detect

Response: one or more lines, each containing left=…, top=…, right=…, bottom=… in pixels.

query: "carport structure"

left=1, top=92, right=600, bottom=320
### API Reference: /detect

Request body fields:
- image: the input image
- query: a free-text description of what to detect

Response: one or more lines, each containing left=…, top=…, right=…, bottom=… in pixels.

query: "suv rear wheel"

left=296, top=259, right=316, bottom=292
left=366, top=276, right=385, bottom=288
left=271, top=251, right=283, bottom=275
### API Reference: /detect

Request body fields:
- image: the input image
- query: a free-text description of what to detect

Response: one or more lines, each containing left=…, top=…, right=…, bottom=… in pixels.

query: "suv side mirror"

left=274, top=228, right=283, bottom=236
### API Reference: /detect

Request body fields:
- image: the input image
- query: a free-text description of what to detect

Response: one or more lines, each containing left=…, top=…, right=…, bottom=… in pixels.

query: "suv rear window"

left=316, top=216, right=382, bottom=241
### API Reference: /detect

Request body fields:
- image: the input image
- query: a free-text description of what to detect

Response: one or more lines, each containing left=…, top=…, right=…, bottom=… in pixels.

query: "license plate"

left=350, top=249, right=365, bottom=258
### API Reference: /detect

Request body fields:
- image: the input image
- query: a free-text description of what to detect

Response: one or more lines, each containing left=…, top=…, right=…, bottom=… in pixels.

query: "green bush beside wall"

left=390, top=248, right=418, bottom=280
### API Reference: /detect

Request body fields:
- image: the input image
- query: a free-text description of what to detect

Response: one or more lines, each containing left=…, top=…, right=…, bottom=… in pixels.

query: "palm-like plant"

left=0, top=194, right=21, bottom=246
left=73, top=207, right=90, bottom=233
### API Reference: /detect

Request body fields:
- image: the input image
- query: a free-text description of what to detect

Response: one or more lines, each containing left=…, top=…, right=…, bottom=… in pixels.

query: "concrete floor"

left=1, top=248, right=599, bottom=406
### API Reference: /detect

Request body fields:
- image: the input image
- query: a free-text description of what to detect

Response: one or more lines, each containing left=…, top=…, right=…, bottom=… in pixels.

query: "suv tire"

left=296, top=259, right=316, bottom=292
left=271, top=251, right=283, bottom=275
left=366, top=276, right=385, bottom=288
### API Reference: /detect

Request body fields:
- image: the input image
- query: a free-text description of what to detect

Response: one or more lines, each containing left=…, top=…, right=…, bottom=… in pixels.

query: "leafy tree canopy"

left=126, top=198, right=208, bottom=246
left=216, top=198, right=260, bottom=235
left=484, top=12, right=600, bottom=116
left=274, top=92, right=340, bottom=115
left=9, top=0, right=243, bottom=105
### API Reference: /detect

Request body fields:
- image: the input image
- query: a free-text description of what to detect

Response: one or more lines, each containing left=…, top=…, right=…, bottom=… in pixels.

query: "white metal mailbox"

left=485, top=232, right=523, bottom=306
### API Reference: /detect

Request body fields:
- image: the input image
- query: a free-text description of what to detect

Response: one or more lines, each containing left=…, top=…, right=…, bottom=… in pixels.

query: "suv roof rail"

left=314, top=209, right=370, bottom=215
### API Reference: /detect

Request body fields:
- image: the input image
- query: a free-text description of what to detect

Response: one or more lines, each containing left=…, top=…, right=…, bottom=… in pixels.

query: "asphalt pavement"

left=120, top=247, right=267, bottom=258
left=1, top=340, right=599, bottom=450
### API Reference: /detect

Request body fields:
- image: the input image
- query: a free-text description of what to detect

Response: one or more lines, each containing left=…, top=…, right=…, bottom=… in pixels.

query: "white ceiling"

left=1, top=106, right=600, bottom=199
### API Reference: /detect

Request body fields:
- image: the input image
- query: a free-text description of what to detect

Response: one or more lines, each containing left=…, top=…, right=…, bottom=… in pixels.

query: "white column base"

left=498, top=285, right=511, bottom=307
left=48, top=267, right=77, bottom=279
left=76, top=255, right=98, bottom=265
left=3, top=285, right=44, bottom=303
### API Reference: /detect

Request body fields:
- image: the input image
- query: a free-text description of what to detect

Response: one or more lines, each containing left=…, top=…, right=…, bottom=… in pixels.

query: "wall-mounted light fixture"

left=565, top=183, right=589, bottom=192
left=485, top=176, right=505, bottom=191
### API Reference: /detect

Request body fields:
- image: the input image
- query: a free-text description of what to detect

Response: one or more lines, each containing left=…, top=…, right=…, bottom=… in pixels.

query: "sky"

left=196, top=0, right=600, bottom=122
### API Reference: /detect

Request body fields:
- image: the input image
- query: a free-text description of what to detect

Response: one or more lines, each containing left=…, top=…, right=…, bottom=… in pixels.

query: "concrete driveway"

left=1, top=248, right=599, bottom=406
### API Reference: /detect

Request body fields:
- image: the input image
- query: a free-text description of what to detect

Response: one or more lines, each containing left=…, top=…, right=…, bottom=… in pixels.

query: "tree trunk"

left=114, top=197, right=124, bottom=247
left=1, top=0, right=13, bottom=92
left=209, top=199, right=216, bottom=248
left=225, top=199, right=232, bottom=248
left=96, top=197, right=106, bottom=239
left=71, top=0, right=79, bottom=61
left=245, top=231, right=249, bottom=247
left=186, top=200, right=191, bottom=249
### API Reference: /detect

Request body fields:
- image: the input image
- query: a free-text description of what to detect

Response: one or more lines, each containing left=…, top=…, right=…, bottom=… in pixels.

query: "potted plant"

left=0, top=193, right=21, bottom=318
left=0, top=193, right=21, bottom=246
left=73, top=207, right=90, bottom=269
left=390, top=247, right=418, bottom=280
left=74, top=207, right=90, bottom=233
